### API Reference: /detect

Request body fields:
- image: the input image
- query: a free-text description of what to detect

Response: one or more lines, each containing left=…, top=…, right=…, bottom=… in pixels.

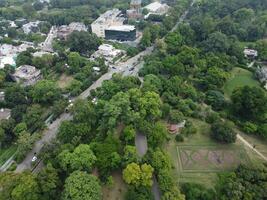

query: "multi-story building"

left=127, top=0, right=142, bottom=19
left=91, top=9, right=136, bottom=41
left=57, top=22, right=87, bottom=40
left=105, top=25, right=136, bottom=41
left=11, top=65, right=42, bottom=86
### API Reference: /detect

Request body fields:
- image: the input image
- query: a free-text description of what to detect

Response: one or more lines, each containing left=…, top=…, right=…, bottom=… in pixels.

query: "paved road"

left=15, top=47, right=153, bottom=173
left=135, top=133, right=148, bottom=157
left=237, top=134, right=267, bottom=162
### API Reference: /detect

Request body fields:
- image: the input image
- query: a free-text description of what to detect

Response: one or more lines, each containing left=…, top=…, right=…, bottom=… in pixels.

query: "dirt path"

left=237, top=134, right=267, bottom=162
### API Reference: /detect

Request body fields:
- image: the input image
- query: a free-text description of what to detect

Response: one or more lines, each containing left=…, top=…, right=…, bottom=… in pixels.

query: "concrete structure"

left=22, top=21, right=41, bottom=34
left=127, top=0, right=142, bottom=19
left=0, top=43, right=33, bottom=68
left=105, top=25, right=136, bottom=41
left=91, top=44, right=125, bottom=64
left=12, top=65, right=42, bottom=86
left=57, top=22, right=87, bottom=40
left=244, top=48, right=258, bottom=58
left=0, top=91, right=5, bottom=101
left=0, top=56, right=16, bottom=68
left=144, top=1, right=169, bottom=19
left=0, top=108, right=11, bottom=120
left=91, top=9, right=124, bottom=38
left=92, top=9, right=136, bottom=41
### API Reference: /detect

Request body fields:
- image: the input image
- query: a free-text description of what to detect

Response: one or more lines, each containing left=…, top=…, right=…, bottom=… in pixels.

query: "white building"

left=144, top=2, right=169, bottom=19
left=57, top=22, right=87, bottom=40
left=22, top=21, right=41, bottom=34
left=11, top=65, right=42, bottom=86
left=0, top=108, right=11, bottom=120
left=0, top=43, right=33, bottom=68
left=91, top=9, right=126, bottom=38
left=244, top=48, right=258, bottom=58
left=91, top=44, right=125, bottom=64
left=0, top=56, right=16, bottom=68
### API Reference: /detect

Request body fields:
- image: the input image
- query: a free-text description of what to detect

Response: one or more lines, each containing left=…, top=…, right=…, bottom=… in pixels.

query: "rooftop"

left=92, top=9, right=124, bottom=25
left=106, top=25, right=136, bottom=32
left=13, top=65, right=40, bottom=79
left=0, top=108, right=11, bottom=120
left=144, top=2, right=169, bottom=12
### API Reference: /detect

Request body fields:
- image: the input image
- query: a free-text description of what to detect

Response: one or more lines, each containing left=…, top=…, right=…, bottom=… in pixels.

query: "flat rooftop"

left=106, top=25, right=136, bottom=32
left=92, top=9, right=122, bottom=25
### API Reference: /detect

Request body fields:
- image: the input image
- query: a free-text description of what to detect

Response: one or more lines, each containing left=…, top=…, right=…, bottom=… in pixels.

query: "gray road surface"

left=15, top=47, right=152, bottom=173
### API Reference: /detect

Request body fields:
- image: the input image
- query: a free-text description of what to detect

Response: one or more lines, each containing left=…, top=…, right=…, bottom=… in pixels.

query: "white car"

left=31, top=156, right=37, bottom=162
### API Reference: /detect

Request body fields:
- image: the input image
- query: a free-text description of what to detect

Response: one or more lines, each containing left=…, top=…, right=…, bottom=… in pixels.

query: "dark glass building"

left=105, top=25, right=136, bottom=41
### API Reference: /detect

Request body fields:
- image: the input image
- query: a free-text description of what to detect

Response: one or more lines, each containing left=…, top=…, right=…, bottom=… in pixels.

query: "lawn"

left=57, top=74, right=74, bottom=89
left=223, top=67, right=260, bottom=98
left=102, top=171, right=127, bottom=200
left=0, top=145, right=17, bottom=166
left=165, top=118, right=251, bottom=188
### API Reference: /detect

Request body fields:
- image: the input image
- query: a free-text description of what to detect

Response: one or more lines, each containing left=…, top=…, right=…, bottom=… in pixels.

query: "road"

left=15, top=47, right=153, bottom=173
left=16, top=0, right=196, bottom=185
left=237, top=134, right=267, bottom=162
left=39, top=26, right=57, bottom=52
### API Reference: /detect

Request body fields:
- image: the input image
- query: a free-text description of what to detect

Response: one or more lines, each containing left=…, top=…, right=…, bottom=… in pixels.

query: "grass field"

left=57, top=74, right=74, bottom=89
left=224, top=67, right=260, bottom=98
left=0, top=145, right=17, bottom=166
left=165, top=118, right=252, bottom=188
left=102, top=172, right=127, bottom=200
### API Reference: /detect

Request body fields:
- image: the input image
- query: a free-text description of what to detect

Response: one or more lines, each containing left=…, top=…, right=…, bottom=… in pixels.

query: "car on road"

left=129, top=67, right=134, bottom=71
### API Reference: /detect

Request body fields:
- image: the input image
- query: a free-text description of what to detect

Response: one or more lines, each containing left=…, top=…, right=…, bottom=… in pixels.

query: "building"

left=91, top=44, right=125, bottom=63
left=57, top=22, right=87, bottom=40
left=244, top=48, right=258, bottom=58
left=0, top=56, right=16, bottom=68
left=22, top=21, right=41, bottom=34
left=144, top=1, right=169, bottom=19
left=0, top=91, right=5, bottom=101
left=105, top=25, right=136, bottom=41
left=11, top=65, right=42, bottom=86
left=127, top=0, right=142, bottom=19
left=91, top=9, right=125, bottom=38
left=0, top=108, right=11, bottom=120
left=91, top=9, right=136, bottom=41
left=0, top=43, right=33, bottom=68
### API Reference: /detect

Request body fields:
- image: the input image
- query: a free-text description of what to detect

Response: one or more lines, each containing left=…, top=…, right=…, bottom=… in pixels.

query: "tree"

left=30, top=80, right=61, bottom=105
left=216, top=165, right=267, bottom=200
left=13, top=122, right=27, bottom=136
left=67, top=31, right=101, bottom=55
left=0, top=127, right=5, bottom=148
left=37, top=163, right=60, bottom=200
left=23, top=104, right=44, bottom=131
left=165, top=31, right=183, bottom=54
left=122, top=163, right=154, bottom=187
left=11, top=172, right=40, bottom=200
left=62, top=171, right=101, bottom=200
left=181, top=183, right=215, bottom=200
left=122, top=145, right=139, bottom=166
left=16, top=51, right=33, bottom=66
left=205, top=90, right=225, bottom=110
left=231, top=86, right=267, bottom=120
left=58, top=144, right=96, bottom=172
left=147, top=122, right=167, bottom=148
left=169, top=110, right=184, bottom=123
left=140, top=28, right=152, bottom=49
left=67, top=52, right=84, bottom=73
left=256, top=39, right=267, bottom=61
left=16, top=131, right=36, bottom=162
left=203, top=32, right=230, bottom=53
left=122, top=125, right=135, bottom=144
left=5, top=85, right=27, bottom=107
left=211, top=121, right=236, bottom=143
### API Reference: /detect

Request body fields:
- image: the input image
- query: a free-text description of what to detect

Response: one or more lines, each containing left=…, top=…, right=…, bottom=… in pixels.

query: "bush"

left=175, top=134, right=184, bottom=142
